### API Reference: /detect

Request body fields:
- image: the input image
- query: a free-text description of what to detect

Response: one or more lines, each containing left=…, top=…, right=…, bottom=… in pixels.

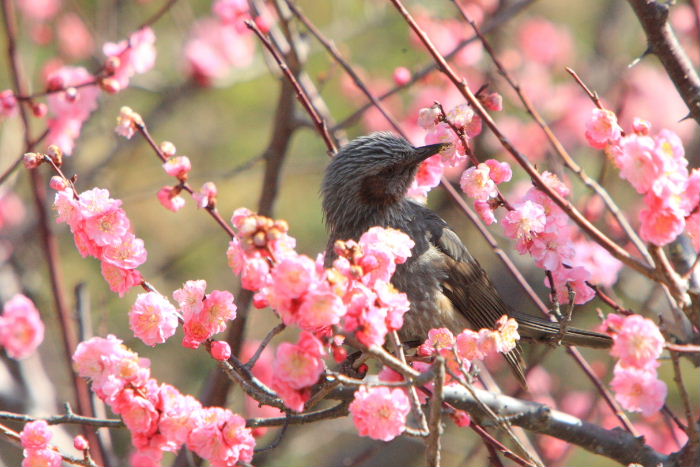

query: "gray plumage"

left=322, top=132, right=612, bottom=386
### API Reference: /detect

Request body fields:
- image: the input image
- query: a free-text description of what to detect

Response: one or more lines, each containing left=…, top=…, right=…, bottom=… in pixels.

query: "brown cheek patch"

left=360, top=175, right=401, bottom=205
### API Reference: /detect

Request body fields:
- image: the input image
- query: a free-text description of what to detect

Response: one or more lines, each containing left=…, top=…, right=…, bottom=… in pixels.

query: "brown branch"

left=137, top=0, right=180, bottom=31
left=669, top=349, right=700, bottom=463
left=0, top=409, right=124, bottom=428
left=626, top=0, right=700, bottom=125
left=245, top=20, right=338, bottom=154
left=426, top=358, right=445, bottom=467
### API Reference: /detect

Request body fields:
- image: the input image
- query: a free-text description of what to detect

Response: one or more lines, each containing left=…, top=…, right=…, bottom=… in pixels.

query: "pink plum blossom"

left=585, top=108, right=622, bottom=149
left=349, top=386, right=410, bottom=441
left=211, top=341, right=231, bottom=361
left=0, top=294, right=45, bottom=360
left=157, top=186, right=186, bottom=212
left=474, top=200, right=496, bottom=225
left=193, top=182, right=218, bottom=208
left=162, top=156, right=192, bottom=180
left=610, top=315, right=664, bottom=370
left=502, top=200, right=546, bottom=241
left=610, top=365, right=667, bottom=416
left=0, top=89, right=17, bottom=118
left=272, top=331, right=325, bottom=390
left=271, top=254, right=316, bottom=299
left=22, top=448, right=62, bottom=467
left=129, top=292, right=179, bottom=346
left=20, top=420, right=52, bottom=450
left=392, top=66, right=411, bottom=86
left=460, top=163, right=498, bottom=201
left=101, top=262, right=143, bottom=297
left=103, top=28, right=157, bottom=89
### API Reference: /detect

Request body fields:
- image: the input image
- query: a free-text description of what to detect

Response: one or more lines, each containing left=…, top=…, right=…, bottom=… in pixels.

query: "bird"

left=321, top=132, right=613, bottom=386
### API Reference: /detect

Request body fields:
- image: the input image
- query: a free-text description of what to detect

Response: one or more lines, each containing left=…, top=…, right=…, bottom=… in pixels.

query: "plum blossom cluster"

left=0, top=294, right=45, bottom=360
left=459, top=158, right=512, bottom=224
left=18, top=420, right=61, bottom=467
left=73, top=335, right=255, bottom=466
left=184, top=0, right=273, bottom=85
left=412, top=97, right=500, bottom=199
left=172, top=280, right=237, bottom=349
left=53, top=186, right=146, bottom=296
left=41, top=28, right=155, bottom=154
left=226, top=208, right=414, bottom=410
left=584, top=109, right=699, bottom=247
left=600, top=314, right=667, bottom=416
left=502, top=173, right=597, bottom=304
left=348, top=317, right=518, bottom=442
left=418, top=316, right=520, bottom=377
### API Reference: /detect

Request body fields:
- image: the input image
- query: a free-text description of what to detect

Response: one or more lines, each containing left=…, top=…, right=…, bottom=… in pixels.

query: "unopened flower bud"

left=64, top=87, right=78, bottom=102
left=73, top=435, right=88, bottom=451
left=31, top=102, right=47, bottom=118
left=47, top=145, right=63, bottom=166
left=253, top=231, right=267, bottom=247
left=23, top=152, right=44, bottom=169
left=49, top=176, right=68, bottom=191
left=46, top=75, right=65, bottom=92
left=160, top=141, right=176, bottom=158
left=211, top=341, right=231, bottom=361
left=100, top=78, right=120, bottom=94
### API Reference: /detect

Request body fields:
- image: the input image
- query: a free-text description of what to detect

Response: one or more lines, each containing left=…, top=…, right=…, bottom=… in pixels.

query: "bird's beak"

left=411, top=143, right=450, bottom=165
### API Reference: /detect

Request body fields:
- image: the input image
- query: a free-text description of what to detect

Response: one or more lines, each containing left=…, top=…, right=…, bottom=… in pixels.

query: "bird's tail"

left=512, top=312, right=613, bottom=349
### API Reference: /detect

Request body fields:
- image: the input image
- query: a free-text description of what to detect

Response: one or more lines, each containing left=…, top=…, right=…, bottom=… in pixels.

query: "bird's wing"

left=429, top=221, right=528, bottom=386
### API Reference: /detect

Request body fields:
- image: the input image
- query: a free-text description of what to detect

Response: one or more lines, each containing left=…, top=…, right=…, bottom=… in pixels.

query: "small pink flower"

left=502, top=200, right=546, bottom=240
left=610, top=365, right=667, bottom=416
left=546, top=266, right=596, bottom=305
left=213, top=0, right=251, bottom=30
left=349, top=386, right=410, bottom=441
left=359, top=227, right=414, bottom=265
left=20, top=420, right=52, bottom=450
left=639, top=191, right=685, bottom=246
left=585, top=108, right=622, bottom=149
left=474, top=200, right=496, bottom=225
left=101, top=262, right=143, bottom=297
left=77, top=188, right=121, bottom=219
left=115, top=106, right=143, bottom=139
left=456, top=329, right=484, bottom=361
left=182, top=290, right=236, bottom=349
left=211, top=341, right=231, bottom=361
left=296, top=288, right=345, bottom=331
left=417, top=106, right=440, bottom=129
left=272, top=331, right=325, bottom=390
left=129, top=292, right=178, bottom=346
left=157, top=186, right=186, bottom=212
left=425, top=122, right=464, bottom=166
left=418, top=327, right=455, bottom=356
left=613, top=134, right=659, bottom=194
left=173, top=280, right=207, bottom=316
left=49, top=176, right=68, bottom=191
left=408, top=154, right=444, bottom=199
left=392, top=66, right=411, bottom=86
left=484, top=159, right=512, bottom=184
left=162, top=156, right=192, bottom=180
left=101, top=233, right=148, bottom=269
left=0, top=294, right=45, bottom=360
left=193, top=182, right=217, bottom=208
left=482, top=92, right=502, bottom=111
left=494, top=316, right=519, bottom=353
left=460, top=163, right=498, bottom=201
left=271, top=254, right=316, bottom=300
left=611, top=315, right=664, bottom=370
left=103, top=27, right=157, bottom=89
left=447, top=103, right=481, bottom=137
left=84, top=208, right=130, bottom=246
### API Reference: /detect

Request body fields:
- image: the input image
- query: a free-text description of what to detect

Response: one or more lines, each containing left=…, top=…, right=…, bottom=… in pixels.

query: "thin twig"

left=426, top=358, right=445, bottom=467
left=245, top=322, right=286, bottom=369
left=245, top=20, right=338, bottom=154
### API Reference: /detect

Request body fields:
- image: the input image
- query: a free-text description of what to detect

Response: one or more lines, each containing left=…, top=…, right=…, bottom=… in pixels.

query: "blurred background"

left=1, top=0, right=699, bottom=465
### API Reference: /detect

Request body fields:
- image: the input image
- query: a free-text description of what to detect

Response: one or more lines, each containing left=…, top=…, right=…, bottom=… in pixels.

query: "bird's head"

left=321, top=132, right=447, bottom=232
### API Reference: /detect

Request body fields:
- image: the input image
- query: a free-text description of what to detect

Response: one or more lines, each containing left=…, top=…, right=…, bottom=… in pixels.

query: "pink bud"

left=255, top=15, right=273, bottom=34
left=49, top=176, right=68, bottom=191
left=46, top=74, right=65, bottom=91
left=392, top=66, right=411, bottom=86
left=482, top=92, right=503, bottom=111
left=31, top=102, right=48, bottom=118
left=452, top=410, right=471, bottom=427
left=104, top=56, right=121, bottom=74
left=73, top=435, right=88, bottom=451
left=211, top=341, right=231, bottom=361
